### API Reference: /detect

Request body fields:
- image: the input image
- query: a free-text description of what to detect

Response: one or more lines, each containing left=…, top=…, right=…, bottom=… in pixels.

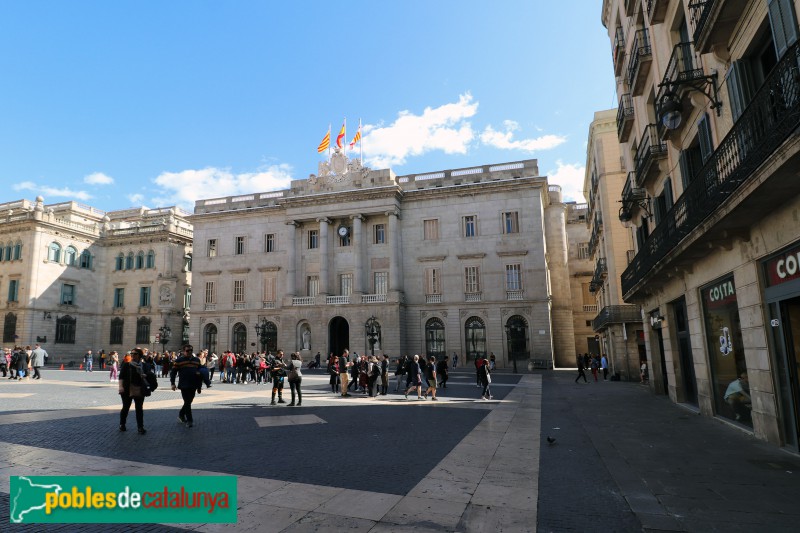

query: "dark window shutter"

left=663, top=177, right=674, bottom=212
left=679, top=150, right=692, bottom=190
left=726, top=60, right=755, bottom=122
left=697, top=114, right=714, bottom=163
left=769, top=0, right=800, bottom=59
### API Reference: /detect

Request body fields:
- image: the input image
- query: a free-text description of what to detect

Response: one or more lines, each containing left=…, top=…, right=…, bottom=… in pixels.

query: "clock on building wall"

left=337, top=226, right=349, bottom=238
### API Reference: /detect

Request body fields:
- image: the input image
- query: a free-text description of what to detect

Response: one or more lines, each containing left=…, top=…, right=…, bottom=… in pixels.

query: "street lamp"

left=504, top=322, right=521, bottom=374
left=365, top=316, right=380, bottom=357
left=255, top=318, right=270, bottom=353
left=159, top=325, right=171, bottom=351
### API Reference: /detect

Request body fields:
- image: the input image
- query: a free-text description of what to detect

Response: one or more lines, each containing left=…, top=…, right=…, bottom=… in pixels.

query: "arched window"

left=80, top=250, right=92, bottom=269
left=0, top=246, right=4, bottom=262
left=136, top=317, right=151, bottom=344
left=126, top=252, right=134, bottom=270
left=115, top=253, right=124, bottom=271
left=65, top=246, right=78, bottom=266
left=183, top=253, right=192, bottom=272
left=146, top=250, right=156, bottom=269
left=4, top=243, right=11, bottom=261
left=3, top=312, right=16, bottom=343
left=506, top=315, right=529, bottom=362
left=203, top=324, right=218, bottom=354
left=55, top=315, right=77, bottom=344
left=425, top=318, right=446, bottom=360
left=13, top=241, right=22, bottom=260
left=48, top=242, right=62, bottom=263
left=136, top=251, right=145, bottom=269
left=110, top=317, right=124, bottom=345
left=233, top=323, right=248, bottom=354
left=464, top=316, right=486, bottom=361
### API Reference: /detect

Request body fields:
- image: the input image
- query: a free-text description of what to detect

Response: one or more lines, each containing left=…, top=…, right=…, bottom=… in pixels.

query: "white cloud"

left=151, top=165, right=294, bottom=209
left=548, top=161, right=587, bottom=203
left=13, top=181, right=92, bottom=201
left=481, top=120, right=566, bottom=152
left=127, top=193, right=145, bottom=205
left=362, top=93, right=478, bottom=168
left=83, top=172, right=114, bottom=185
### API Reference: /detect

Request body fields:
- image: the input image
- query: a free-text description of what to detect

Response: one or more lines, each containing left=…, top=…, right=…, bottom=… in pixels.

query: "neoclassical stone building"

left=0, top=197, right=192, bottom=363
left=190, top=156, right=580, bottom=368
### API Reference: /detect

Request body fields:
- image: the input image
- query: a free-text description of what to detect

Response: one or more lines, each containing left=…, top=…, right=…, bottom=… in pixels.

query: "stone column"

left=387, top=210, right=402, bottom=294
left=352, top=214, right=365, bottom=294
left=286, top=221, right=298, bottom=296
left=318, top=218, right=330, bottom=295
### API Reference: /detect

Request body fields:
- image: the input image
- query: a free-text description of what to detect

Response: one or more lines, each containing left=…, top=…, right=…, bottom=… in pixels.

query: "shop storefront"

left=762, top=241, right=800, bottom=450
left=700, top=275, right=750, bottom=428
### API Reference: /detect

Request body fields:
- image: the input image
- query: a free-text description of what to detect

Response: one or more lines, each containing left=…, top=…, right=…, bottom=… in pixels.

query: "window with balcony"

left=233, top=279, right=245, bottom=305
left=204, top=281, right=216, bottom=304
left=235, top=236, right=246, bottom=255
left=769, top=0, right=800, bottom=59
left=263, top=276, right=276, bottom=306
left=340, top=273, right=353, bottom=296
left=374, top=224, right=385, bottom=244
left=464, top=266, right=481, bottom=294
left=502, top=212, right=519, bottom=234
left=265, top=233, right=275, bottom=253
left=307, top=276, right=319, bottom=297
left=308, top=230, right=319, bottom=249
left=653, top=178, right=674, bottom=225
left=113, top=288, right=125, bottom=308
left=139, top=286, right=151, bottom=308
left=423, top=219, right=439, bottom=240
left=374, top=272, right=388, bottom=295
left=505, top=264, right=522, bottom=291
left=425, top=268, right=441, bottom=295
left=208, top=239, right=217, bottom=257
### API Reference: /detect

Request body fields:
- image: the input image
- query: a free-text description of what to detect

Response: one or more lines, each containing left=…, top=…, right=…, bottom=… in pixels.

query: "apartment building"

left=0, top=197, right=192, bottom=363
left=189, top=156, right=580, bottom=369
left=584, top=109, right=645, bottom=380
left=602, top=0, right=800, bottom=449
left=565, top=202, right=599, bottom=359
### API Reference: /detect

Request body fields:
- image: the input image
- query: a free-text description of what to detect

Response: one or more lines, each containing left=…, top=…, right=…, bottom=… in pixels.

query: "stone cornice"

left=257, top=266, right=281, bottom=272
left=199, top=270, right=222, bottom=276
left=496, top=250, right=529, bottom=257
left=457, top=253, right=486, bottom=260
left=229, top=268, right=251, bottom=274
left=417, top=255, right=447, bottom=262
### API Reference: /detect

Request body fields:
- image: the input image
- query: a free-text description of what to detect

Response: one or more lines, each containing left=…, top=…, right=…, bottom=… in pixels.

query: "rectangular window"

left=465, top=266, right=481, bottom=293
left=235, top=236, right=246, bottom=255
left=340, top=273, right=353, bottom=296
left=139, top=286, right=151, bottom=307
left=423, top=219, right=439, bottom=240
left=233, top=279, right=245, bottom=303
left=136, top=320, right=150, bottom=344
left=110, top=319, right=124, bottom=345
left=425, top=268, right=440, bottom=295
left=308, top=230, right=319, bottom=249
left=265, top=233, right=275, bottom=253
left=307, top=276, right=319, bottom=297
left=374, top=224, right=386, bottom=244
left=578, top=242, right=590, bottom=259
left=502, top=212, right=519, bottom=234
left=263, top=276, right=277, bottom=302
left=204, top=281, right=216, bottom=304
left=8, top=279, right=19, bottom=302
left=464, top=215, right=476, bottom=237
left=113, top=288, right=125, bottom=308
left=207, top=239, right=217, bottom=257
left=374, top=272, right=388, bottom=294
left=61, top=284, right=75, bottom=305
left=184, top=288, right=191, bottom=309
left=505, top=264, right=521, bottom=291
left=56, top=317, right=76, bottom=344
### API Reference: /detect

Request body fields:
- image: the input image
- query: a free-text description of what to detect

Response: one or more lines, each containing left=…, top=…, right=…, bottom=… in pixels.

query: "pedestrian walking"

left=478, top=355, right=492, bottom=400
left=15, top=347, right=29, bottom=379
left=269, top=350, right=288, bottom=405
left=327, top=355, right=339, bottom=394
left=601, top=354, right=609, bottom=381
left=119, top=348, right=147, bottom=434
left=423, top=355, right=438, bottom=401
left=404, top=354, right=423, bottom=400
left=575, top=353, right=588, bottom=383
left=109, top=351, right=119, bottom=382
left=489, top=352, right=496, bottom=371
left=30, top=343, right=47, bottom=380
left=590, top=354, right=599, bottom=382
left=287, top=352, right=303, bottom=406
left=394, top=355, right=408, bottom=392
left=170, top=344, right=202, bottom=428
left=452, top=352, right=458, bottom=369
left=99, top=349, right=106, bottom=370
left=206, top=352, right=218, bottom=382
left=367, top=356, right=381, bottom=397
left=338, top=349, right=352, bottom=397
left=84, top=350, right=94, bottom=372
left=437, top=356, right=449, bottom=388
left=380, top=354, right=389, bottom=395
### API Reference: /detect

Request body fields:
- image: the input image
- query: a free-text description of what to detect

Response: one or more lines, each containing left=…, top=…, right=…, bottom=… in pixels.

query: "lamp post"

left=505, top=322, right=520, bottom=374
left=255, top=318, right=269, bottom=353
left=365, top=316, right=379, bottom=358
left=159, top=325, right=171, bottom=351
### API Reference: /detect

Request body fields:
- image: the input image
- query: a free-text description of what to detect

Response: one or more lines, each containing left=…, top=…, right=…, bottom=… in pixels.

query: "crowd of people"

left=2, top=344, right=47, bottom=380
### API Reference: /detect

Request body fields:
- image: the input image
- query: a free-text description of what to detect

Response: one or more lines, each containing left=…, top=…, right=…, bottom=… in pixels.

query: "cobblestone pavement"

left=537, top=371, right=800, bottom=532
left=1, top=367, right=535, bottom=532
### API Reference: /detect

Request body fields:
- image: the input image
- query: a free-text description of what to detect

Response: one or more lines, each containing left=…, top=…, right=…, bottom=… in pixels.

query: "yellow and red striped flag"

left=349, top=121, right=362, bottom=149
left=317, top=127, right=330, bottom=153
left=335, top=120, right=346, bottom=149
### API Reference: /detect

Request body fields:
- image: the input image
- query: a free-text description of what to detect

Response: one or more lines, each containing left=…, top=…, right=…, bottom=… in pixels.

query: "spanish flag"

left=335, top=120, right=346, bottom=149
left=317, top=126, right=330, bottom=153
left=349, top=120, right=362, bottom=150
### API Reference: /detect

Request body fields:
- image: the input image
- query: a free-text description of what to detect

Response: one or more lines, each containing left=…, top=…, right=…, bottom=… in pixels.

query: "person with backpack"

left=223, top=351, right=236, bottom=383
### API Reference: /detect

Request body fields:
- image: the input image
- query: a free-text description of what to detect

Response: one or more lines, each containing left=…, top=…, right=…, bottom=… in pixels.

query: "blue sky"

left=0, top=1, right=616, bottom=212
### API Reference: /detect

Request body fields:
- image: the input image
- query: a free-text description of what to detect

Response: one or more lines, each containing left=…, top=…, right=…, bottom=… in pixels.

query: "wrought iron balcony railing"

left=589, top=258, right=608, bottom=292
left=627, top=28, right=653, bottom=96
left=613, top=26, right=626, bottom=76
left=646, top=0, right=669, bottom=24
left=622, top=39, right=800, bottom=297
left=655, top=42, right=710, bottom=128
left=634, top=124, right=667, bottom=187
left=624, top=0, right=638, bottom=16
left=592, top=305, right=642, bottom=331
left=689, top=0, right=714, bottom=44
left=617, top=93, right=635, bottom=142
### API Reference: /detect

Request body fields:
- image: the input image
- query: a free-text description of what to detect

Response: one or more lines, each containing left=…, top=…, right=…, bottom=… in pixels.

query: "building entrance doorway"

left=673, top=298, right=698, bottom=405
left=770, top=296, right=800, bottom=450
left=329, top=316, right=350, bottom=359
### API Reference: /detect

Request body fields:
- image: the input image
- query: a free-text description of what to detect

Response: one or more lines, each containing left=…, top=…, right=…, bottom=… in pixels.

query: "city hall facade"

left=189, top=156, right=583, bottom=368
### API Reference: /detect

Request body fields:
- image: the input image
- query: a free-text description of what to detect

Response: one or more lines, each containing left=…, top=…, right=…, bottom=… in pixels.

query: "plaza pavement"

left=0, top=367, right=537, bottom=532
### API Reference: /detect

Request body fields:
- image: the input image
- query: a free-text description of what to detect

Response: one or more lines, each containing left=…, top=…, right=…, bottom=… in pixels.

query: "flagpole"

left=359, top=118, right=363, bottom=164
left=328, top=124, right=331, bottom=161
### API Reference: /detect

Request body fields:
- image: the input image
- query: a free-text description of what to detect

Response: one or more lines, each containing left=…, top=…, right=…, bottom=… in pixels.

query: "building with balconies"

left=565, top=202, right=596, bottom=358
left=0, top=197, right=192, bottom=363
left=583, top=110, right=644, bottom=380
left=189, top=156, right=580, bottom=369
left=602, top=0, right=800, bottom=451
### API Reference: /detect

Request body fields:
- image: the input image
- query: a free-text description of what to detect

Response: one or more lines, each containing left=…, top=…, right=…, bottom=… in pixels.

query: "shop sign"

left=764, top=243, right=800, bottom=287
left=704, top=278, right=736, bottom=309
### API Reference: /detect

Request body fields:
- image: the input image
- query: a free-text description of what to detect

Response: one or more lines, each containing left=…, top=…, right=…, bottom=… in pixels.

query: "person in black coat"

left=170, top=345, right=202, bottom=427
left=119, top=348, right=148, bottom=434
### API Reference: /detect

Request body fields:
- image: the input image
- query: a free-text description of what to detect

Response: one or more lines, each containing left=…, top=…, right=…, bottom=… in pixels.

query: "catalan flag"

left=317, top=126, right=330, bottom=153
left=335, top=120, right=346, bottom=149
left=349, top=120, right=362, bottom=150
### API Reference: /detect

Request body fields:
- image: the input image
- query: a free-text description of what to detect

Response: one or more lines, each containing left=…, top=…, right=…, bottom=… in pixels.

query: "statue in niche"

left=302, top=325, right=311, bottom=350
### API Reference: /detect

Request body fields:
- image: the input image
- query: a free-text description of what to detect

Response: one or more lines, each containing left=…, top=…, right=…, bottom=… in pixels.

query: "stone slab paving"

left=0, top=369, right=538, bottom=532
